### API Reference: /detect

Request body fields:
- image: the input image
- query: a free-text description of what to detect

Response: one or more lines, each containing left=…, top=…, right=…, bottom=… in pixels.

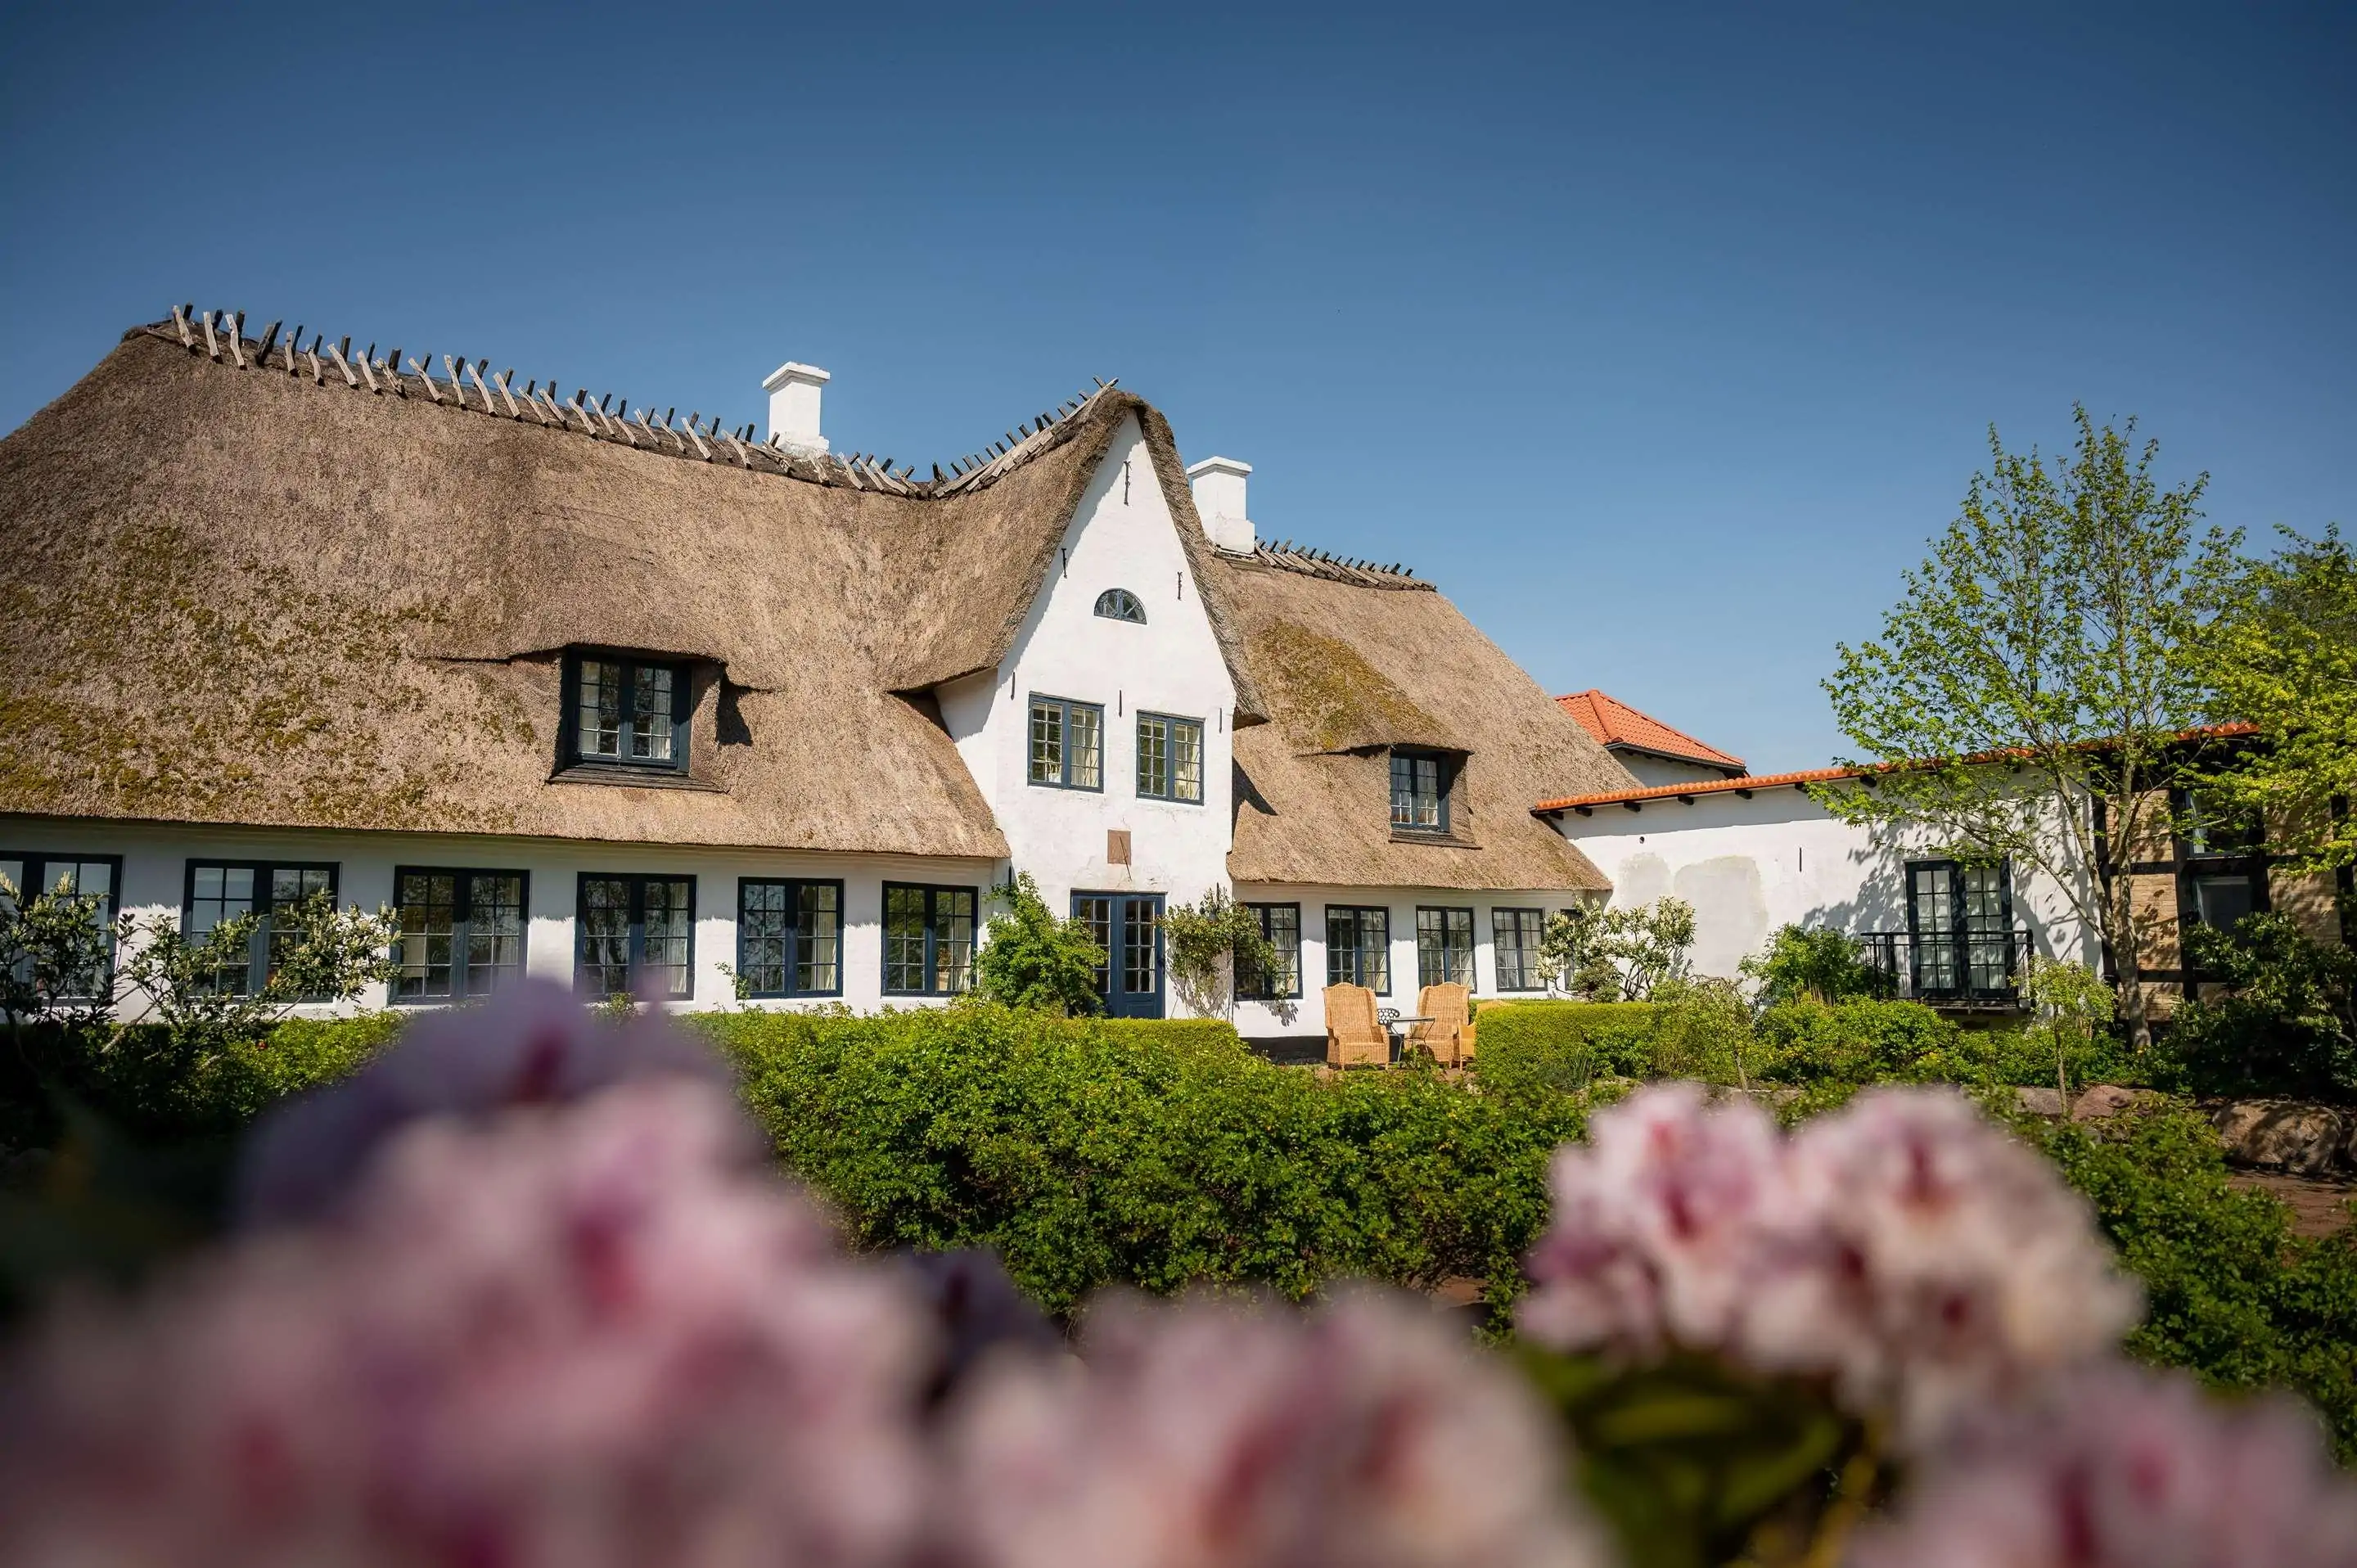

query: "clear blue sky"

left=4, top=2, right=2350, bottom=773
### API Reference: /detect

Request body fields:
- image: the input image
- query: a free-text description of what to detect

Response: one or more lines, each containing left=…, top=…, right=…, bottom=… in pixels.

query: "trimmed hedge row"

left=694, top=1003, right=1585, bottom=1318
left=1472, top=1002, right=1662, bottom=1094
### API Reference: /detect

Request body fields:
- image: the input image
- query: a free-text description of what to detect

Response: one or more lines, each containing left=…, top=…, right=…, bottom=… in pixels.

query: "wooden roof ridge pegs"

left=225, top=313, right=248, bottom=368
left=466, top=359, right=501, bottom=416
left=563, top=389, right=597, bottom=436
left=491, top=367, right=523, bottom=418
left=200, top=311, right=221, bottom=361
left=170, top=304, right=196, bottom=349
left=323, top=339, right=360, bottom=388
left=354, top=349, right=382, bottom=394
left=723, top=429, right=754, bottom=466
left=286, top=324, right=306, bottom=374
left=678, top=411, right=712, bottom=461
left=444, top=357, right=466, bottom=403
left=406, top=356, right=444, bottom=403
left=537, top=386, right=570, bottom=427
left=307, top=334, right=326, bottom=386
left=255, top=319, right=282, bottom=365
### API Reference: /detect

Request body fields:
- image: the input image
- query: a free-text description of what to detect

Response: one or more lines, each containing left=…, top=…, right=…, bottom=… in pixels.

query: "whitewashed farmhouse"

left=0, top=309, right=1636, bottom=1043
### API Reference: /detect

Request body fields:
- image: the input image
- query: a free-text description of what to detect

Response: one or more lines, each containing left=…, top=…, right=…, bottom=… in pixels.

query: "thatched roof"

left=0, top=318, right=1273, bottom=857
left=0, top=311, right=1625, bottom=887
left=1214, top=554, right=1632, bottom=891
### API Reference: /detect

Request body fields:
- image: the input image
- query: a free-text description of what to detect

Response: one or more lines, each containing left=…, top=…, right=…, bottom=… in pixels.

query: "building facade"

left=0, top=311, right=1634, bottom=1038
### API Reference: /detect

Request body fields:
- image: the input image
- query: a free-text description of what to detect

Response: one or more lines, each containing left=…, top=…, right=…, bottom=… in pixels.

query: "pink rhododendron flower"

left=0, top=1079, right=930, bottom=1568
left=1518, top=1081, right=1788, bottom=1356
left=1846, top=1363, right=2357, bottom=1568
left=1520, top=1084, right=2138, bottom=1444
left=239, top=976, right=727, bottom=1227
left=1749, top=1087, right=2142, bottom=1441
left=946, top=1288, right=1608, bottom=1568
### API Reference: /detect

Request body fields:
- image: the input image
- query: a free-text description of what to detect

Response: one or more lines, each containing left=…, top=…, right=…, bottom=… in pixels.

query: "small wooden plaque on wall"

left=1106, top=829, right=1133, bottom=865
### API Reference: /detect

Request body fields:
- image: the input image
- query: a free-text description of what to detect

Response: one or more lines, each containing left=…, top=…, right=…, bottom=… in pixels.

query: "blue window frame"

left=737, top=878, right=844, bottom=998
left=183, top=861, right=339, bottom=996
left=0, top=852, right=123, bottom=1002
left=390, top=868, right=530, bottom=1002
left=1491, top=908, right=1546, bottom=992
left=563, top=651, right=690, bottom=773
left=884, top=883, right=976, bottom=996
left=1326, top=904, right=1390, bottom=993
left=1029, top=696, right=1105, bottom=791
left=1136, top=712, right=1205, bottom=804
left=1094, top=588, right=1147, bottom=624
left=1416, top=905, right=1476, bottom=989
left=575, top=873, right=696, bottom=999
left=1390, top=750, right=1449, bottom=833
left=1238, top=901, right=1302, bottom=1001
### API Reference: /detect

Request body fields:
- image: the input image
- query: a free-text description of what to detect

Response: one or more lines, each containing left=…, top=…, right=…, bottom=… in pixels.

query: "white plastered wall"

left=1548, top=786, right=2101, bottom=981
left=937, top=414, right=1239, bottom=1016
left=0, top=814, right=998, bottom=1020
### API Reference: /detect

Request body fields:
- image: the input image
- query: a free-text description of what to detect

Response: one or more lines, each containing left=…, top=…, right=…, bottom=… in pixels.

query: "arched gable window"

left=1093, top=588, right=1147, bottom=624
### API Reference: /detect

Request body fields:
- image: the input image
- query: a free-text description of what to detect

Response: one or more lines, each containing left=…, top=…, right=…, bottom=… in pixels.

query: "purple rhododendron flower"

left=0, top=1079, right=931, bottom=1568
left=944, top=1288, right=1609, bottom=1568
left=238, top=976, right=728, bottom=1228
left=1847, top=1362, right=2357, bottom=1568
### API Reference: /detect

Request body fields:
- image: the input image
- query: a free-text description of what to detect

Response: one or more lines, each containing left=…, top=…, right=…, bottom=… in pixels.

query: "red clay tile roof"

left=1533, top=767, right=1855, bottom=814
left=1531, top=723, right=2264, bottom=815
left=1554, top=689, right=1745, bottom=772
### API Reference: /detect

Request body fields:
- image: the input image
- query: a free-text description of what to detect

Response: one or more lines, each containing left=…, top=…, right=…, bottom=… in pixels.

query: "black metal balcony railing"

left=1852, top=928, right=2030, bottom=1009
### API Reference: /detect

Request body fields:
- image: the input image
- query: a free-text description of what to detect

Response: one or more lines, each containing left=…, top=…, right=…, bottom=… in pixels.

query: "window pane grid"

left=571, top=655, right=684, bottom=772
left=1069, top=705, right=1102, bottom=791
left=1075, top=895, right=1113, bottom=998
left=1326, top=906, right=1390, bottom=993
left=1122, top=899, right=1160, bottom=995
left=734, top=880, right=843, bottom=998
left=1138, top=717, right=1169, bottom=799
left=1417, top=907, right=1474, bottom=989
left=1493, top=908, right=1544, bottom=991
left=187, top=863, right=338, bottom=998
left=2, top=854, right=120, bottom=1000
left=796, top=883, right=841, bottom=994
left=575, top=874, right=692, bottom=1000
left=1136, top=714, right=1203, bottom=803
left=884, top=884, right=976, bottom=996
left=1240, top=902, right=1300, bottom=1000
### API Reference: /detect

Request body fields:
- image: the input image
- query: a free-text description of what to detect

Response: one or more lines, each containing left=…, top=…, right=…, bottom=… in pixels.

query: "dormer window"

left=1094, top=588, right=1147, bottom=624
left=566, top=652, right=688, bottom=773
left=1390, top=749, right=1449, bottom=834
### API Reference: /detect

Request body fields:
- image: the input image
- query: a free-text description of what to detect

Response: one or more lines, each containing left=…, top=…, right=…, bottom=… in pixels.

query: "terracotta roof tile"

left=1554, top=689, right=1745, bottom=771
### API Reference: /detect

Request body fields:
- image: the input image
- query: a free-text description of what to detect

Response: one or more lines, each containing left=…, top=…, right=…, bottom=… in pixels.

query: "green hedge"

left=1091, top=1016, right=1246, bottom=1053
left=1473, top=1002, right=1661, bottom=1095
left=2030, top=1107, right=2357, bottom=1461
left=695, top=1003, right=1585, bottom=1318
left=0, top=1014, right=400, bottom=1151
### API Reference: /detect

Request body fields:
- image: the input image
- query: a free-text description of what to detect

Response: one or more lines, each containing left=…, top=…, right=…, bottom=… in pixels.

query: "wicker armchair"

left=1323, top=983, right=1390, bottom=1067
left=1410, top=983, right=1471, bottom=1066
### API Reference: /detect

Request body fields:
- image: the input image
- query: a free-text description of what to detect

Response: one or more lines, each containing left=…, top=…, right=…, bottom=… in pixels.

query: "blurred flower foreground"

left=2, top=982, right=2352, bottom=1568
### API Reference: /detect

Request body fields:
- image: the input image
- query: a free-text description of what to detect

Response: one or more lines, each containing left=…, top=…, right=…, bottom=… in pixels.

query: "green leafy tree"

left=114, top=889, right=399, bottom=1059
left=972, top=873, right=1106, bottom=1016
left=2198, top=525, right=2357, bottom=870
left=1162, top=887, right=1281, bottom=1017
left=1537, top=899, right=1695, bottom=1001
left=2163, top=912, right=2357, bottom=1100
left=2018, top=955, right=2115, bottom=1105
left=0, top=872, right=117, bottom=1033
left=1738, top=925, right=1891, bottom=1006
left=1818, top=408, right=2239, bottom=1049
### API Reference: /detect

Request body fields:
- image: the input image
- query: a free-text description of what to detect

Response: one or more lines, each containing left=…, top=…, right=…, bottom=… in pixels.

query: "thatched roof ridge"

left=1216, top=554, right=1633, bottom=891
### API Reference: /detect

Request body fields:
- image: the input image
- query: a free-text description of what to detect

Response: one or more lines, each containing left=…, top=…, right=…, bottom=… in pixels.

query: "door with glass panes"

left=1905, top=860, right=2014, bottom=1001
left=1071, top=891, right=1165, bottom=1019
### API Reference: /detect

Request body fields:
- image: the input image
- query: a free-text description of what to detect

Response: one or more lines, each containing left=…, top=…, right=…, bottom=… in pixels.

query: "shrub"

left=1751, top=998, right=1961, bottom=1086
left=971, top=875, right=1105, bottom=1016
left=1738, top=923, right=1894, bottom=1005
left=2030, top=1106, right=2357, bottom=1461
left=2161, top=912, right=2357, bottom=1101
left=1091, top=1016, right=1245, bottom=1053
left=1473, top=1002, right=1661, bottom=1095
left=697, top=1002, right=1584, bottom=1318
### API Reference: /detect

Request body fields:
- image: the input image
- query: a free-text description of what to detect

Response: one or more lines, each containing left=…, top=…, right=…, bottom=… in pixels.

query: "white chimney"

left=1186, top=456, right=1255, bottom=552
left=762, top=362, right=830, bottom=453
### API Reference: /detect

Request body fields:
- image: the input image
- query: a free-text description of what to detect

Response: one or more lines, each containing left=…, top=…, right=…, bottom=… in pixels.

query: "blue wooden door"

left=1072, top=891, right=1165, bottom=1019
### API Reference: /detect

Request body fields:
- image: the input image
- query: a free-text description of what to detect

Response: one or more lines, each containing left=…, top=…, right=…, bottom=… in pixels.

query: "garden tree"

left=1537, top=899, right=1695, bottom=1001
left=2018, top=956, right=2114, bottom=1105
left=115, top=889, right=400, bottom=1058
left=971, top=874, right=1106, bottom=1016
left=0, top=872, right=117, bottom=1034
left=1161, top=888, right=1280, bottom=1018
left=1738, top=924, right=1891, bottom=1006
left=2198, top=525, right=2357, bottom=869
left=1819, top=407, right=2238, bottom=1049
